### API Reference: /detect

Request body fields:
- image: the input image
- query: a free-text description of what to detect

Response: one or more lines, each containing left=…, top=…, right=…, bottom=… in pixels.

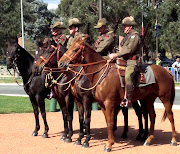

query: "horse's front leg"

left=31, top=101, right=40, bottom=136
left=39, top=99, right=49, bottom=138
left=74, top=102, right=85, bottom=146
left=81, top=98, right=92, bottom=148
left=64, top=93, right=74, bottom=143
left=102, top=101, right=115, bottom=152
left=60, top=106, right=69, bottom=141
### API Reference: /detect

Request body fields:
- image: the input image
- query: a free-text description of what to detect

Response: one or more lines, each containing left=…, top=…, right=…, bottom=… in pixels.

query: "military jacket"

left=67, top=32, right=85, bottom=49
left=117, top=29, right=141, bottom=61
left=53, top=34, right=68, bottom=47
left=94, top=31, right=115, bottom=56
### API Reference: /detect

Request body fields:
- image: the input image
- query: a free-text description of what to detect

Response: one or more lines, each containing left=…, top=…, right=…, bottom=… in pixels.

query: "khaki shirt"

left=53, top=34, right=68, bottom=47
left=94, top=31, right=115, bottom=56
left=117, top=29, right=141, bottom=61
left=67, top=32, right=85, bottom=49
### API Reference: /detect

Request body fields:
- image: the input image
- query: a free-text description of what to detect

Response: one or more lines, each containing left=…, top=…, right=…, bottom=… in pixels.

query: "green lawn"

left=0, top=95, right=57, bottom=114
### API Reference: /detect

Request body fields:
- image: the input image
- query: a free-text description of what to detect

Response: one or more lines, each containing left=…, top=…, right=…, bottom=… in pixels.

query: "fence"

left=1, top=65, right=180, bottom=82
left=164, top=67, right=180, bottom=83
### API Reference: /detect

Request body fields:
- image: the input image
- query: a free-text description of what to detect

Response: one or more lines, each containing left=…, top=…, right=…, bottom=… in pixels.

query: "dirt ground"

left=0, top=109, right=180, bottom=154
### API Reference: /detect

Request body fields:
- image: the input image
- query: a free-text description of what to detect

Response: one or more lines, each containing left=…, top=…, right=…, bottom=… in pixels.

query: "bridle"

left=63, top=42, right=85, bottom=65
left=35, top=43, right=61, bottom=69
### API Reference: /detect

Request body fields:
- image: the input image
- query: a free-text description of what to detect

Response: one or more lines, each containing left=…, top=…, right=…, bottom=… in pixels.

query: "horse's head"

left=6, top=37, right=20, bottom=69
left=35, top=37, right=67, bottom=70
left=59, top=36, right=86, bottom=69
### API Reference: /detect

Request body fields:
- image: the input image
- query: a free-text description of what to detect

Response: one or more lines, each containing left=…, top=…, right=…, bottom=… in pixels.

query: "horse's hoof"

left=74, top=140, right=81, bottom=145
left=42, top=133, right=48, bottom=138
left=64, top=138, right=72, bottom=143
left=143, top=141, right=150, bottom=146
left=104, top=145, right=112, bottom=152
left=170, top=142, right=177, bottom=146
left=32, top=132, right=38, bottom=136
left=82, top=142, right=89, bottom=148
left=121, top=133, right=127, bottom=139
left=60, top=136, right=67, bottom=141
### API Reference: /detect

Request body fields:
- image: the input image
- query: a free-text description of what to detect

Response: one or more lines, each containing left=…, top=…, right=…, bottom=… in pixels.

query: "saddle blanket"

left=120, top=66, right=156, bottom=87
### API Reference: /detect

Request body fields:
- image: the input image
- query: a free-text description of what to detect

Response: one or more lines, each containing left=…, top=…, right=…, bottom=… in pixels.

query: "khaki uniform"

left=117, top=29, right=141, bottom=100
left=53, top=34, right=68, bottom=47
left=67, top=32, right=85, bottom=49
left=94, top=31, right=115, bottom=56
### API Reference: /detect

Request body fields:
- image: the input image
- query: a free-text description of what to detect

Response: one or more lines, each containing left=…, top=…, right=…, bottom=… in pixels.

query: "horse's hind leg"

left=132, top=101, right=144, bottom=140
left=143, top=95, right=156, bottom=146
left=121, top=107, right=128, bottom=138
left=160, top=98, right=177, bottom=146
left=140, top=99, right=149, bottom=140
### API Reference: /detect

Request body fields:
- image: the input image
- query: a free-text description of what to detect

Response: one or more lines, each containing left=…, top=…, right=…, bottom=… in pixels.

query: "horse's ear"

left=36, top=37, right=44, bottom=47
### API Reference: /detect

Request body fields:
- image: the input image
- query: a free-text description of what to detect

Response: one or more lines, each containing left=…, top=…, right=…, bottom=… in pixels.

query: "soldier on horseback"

left=93, top=18, right=115, bottom=57
left=67, top=18, right=85, bottom=49
left=51, top=21, right=68, bottom=47
left=108, top=16, right=141, bottom=107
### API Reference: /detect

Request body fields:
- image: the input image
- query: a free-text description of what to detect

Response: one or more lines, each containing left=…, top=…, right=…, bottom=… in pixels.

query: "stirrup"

left=120, top=98, right=129, bottom=107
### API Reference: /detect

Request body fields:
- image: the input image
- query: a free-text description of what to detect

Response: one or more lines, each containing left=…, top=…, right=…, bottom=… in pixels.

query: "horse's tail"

left=162, top=80, right=175, bottom=122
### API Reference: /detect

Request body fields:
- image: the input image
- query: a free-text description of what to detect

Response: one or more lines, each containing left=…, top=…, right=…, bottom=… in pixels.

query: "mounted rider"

left=67, top=18, right=85, bottom=49
left=108, top=16, right=141, bottom=107
left=51, top=21, right=68, bottom=47
left=93, top=18, right=115, bottom=57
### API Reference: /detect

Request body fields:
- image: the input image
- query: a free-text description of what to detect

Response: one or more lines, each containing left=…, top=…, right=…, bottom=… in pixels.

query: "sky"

left=43, top=0, right=60, bottom=10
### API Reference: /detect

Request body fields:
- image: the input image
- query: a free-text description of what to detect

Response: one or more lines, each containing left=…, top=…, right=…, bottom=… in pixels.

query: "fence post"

left=50, top=98, right=57, bottom=112
left=92, top=102, right=99, bottom=110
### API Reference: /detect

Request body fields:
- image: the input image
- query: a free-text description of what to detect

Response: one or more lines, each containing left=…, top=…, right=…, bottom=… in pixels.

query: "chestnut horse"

left=58, top=37, right=177, bottom=152
left=35, top=38, right=148, bottom=147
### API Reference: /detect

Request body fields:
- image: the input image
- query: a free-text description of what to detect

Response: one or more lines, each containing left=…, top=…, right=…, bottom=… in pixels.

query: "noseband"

left=63, top=42, right=85, bottom=64
left=35, top=43, right=61, bottom=67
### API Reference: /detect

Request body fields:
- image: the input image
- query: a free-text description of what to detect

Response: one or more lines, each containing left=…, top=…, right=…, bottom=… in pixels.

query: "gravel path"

left=0, top=109, right=179, bottom=153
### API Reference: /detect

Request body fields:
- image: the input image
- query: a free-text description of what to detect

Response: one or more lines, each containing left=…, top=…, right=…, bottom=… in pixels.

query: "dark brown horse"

left=58, top=37, right=177, bottom=152
left=34, top=38, right=75, bottom=142
left=35, top=38, right=148, bottom=147
left=6, top=37, right=51, bottom=138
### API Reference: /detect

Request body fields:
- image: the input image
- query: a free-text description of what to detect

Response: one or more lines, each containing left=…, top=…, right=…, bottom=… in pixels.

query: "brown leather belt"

left=129, top=55, right=137, bottom=60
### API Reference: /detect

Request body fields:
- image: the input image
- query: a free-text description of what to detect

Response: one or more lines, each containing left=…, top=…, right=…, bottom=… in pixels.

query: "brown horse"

left=58, top=37, right=177, bottom=152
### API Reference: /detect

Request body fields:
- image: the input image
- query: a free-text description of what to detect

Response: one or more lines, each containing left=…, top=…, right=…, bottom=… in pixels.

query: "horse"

left=58, top=37, right=177, bottom=152
left=34, top=38, right=75, bottom=142
left=36, top=38, right=149, bottom=147
left=6, top=37, right=68, bottom=139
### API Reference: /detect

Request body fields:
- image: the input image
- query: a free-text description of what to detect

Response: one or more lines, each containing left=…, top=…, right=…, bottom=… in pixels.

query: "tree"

left=158, top=0, right=180, bottom=57
left=25, top=0, right=56, bottom=40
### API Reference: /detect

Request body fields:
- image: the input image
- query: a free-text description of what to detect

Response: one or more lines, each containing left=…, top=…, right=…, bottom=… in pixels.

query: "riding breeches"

left=125, top=64, right=138, bottom=86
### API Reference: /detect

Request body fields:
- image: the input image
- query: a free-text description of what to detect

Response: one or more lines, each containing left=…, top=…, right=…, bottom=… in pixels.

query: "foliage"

left=158, top=0, right=180, bottom=56
left=24, top=0, right=56, bottom=40
left=0, top=0, right=179, bottom=61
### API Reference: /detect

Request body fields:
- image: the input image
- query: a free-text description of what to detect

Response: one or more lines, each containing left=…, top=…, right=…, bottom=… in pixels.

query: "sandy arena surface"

left=0, top=109, right=180, bottom=154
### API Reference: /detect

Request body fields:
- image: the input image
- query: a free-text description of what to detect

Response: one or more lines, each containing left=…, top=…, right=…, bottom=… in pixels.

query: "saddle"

left=116, top=59, right=146, bottom=84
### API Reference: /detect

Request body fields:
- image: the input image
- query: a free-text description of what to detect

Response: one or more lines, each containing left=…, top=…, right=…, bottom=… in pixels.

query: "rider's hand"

left=108, top=53, right=118, bottom=60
